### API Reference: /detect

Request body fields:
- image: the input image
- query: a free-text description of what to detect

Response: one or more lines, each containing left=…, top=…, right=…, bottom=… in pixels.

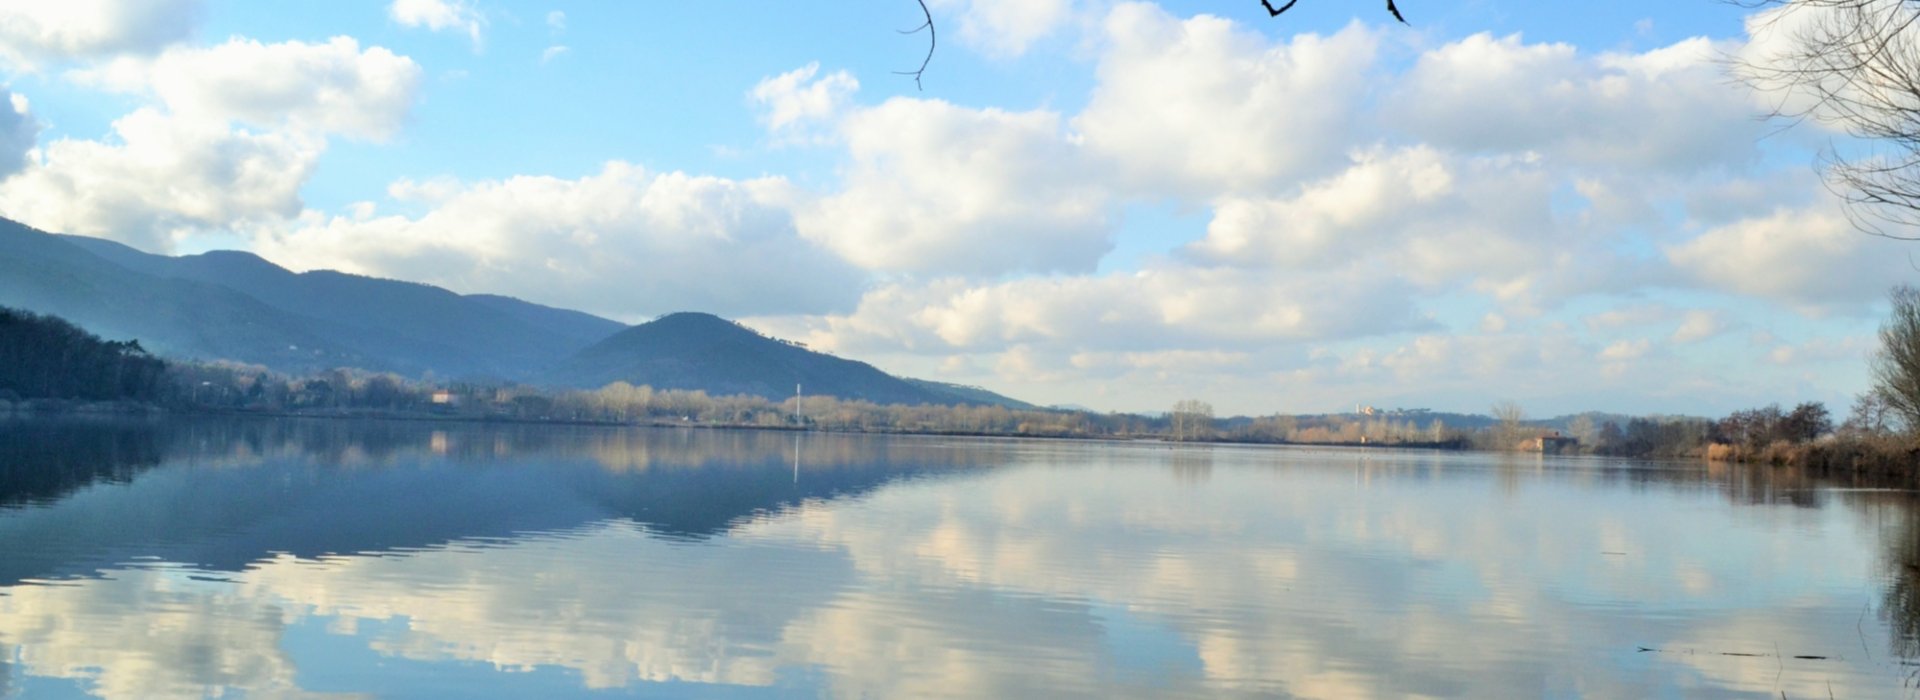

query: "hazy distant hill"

left=903, top=378, right=1038, bottom=410
left=58, top=235, right=623, bottom=380
left=0, top=219, right=1034, bottom=406
left=0, top=219, right=620, bottom=379
left=68, top=239, right=620, bottom=349
left=0, top=220, right=373, bottom=371
left=549, top=312, right=983, bottom=406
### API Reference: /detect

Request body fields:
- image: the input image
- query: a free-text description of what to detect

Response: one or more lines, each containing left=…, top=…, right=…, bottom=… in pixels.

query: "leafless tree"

left=1170, top=399, right=1216, bottom=442
left=1490, top=400, right=1526, bottom=451
left=1732, top=0, right=1920, bottom=235
left=1873, top=285, right=1920, bottom=435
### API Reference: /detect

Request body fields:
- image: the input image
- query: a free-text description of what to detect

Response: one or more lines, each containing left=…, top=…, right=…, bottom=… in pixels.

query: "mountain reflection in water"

left=1, top=417, right=1919, bottom=698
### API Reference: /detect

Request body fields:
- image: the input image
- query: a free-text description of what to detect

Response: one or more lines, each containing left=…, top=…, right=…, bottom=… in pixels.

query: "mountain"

left=0, top=219, right=622, bottom=379
left=0, top=219, right=1035, bottom=407
left=60, top=234, right=623, bottom=379
left=903, top=378, right=1037, bottom=410
left=0, top=305, right=167, bottom=402
left=549, top=312, right=972, bottom=406
left=0, top=220, right=372, bottom=371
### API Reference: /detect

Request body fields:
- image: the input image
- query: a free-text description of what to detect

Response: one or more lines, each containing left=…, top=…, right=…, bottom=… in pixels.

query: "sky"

left=0, top=0, right=1907, bottom=418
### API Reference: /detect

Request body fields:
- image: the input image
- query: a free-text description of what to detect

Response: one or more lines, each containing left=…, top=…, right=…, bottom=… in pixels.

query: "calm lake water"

left=3, top=419, right=1920, bottom=698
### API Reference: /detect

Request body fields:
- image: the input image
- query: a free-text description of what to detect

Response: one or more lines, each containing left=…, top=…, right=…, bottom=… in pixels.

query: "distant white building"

left=1526, top=431, right=1579, bottom=454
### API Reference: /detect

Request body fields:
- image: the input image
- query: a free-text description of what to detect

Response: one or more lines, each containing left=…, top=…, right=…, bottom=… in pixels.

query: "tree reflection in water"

left=0, top=418, right=163, bottom=508
left=1169, top=445, right=1212, bottom=484
left=1860, top=491, right=1920, bottom=660
left=9, top=417, right=1920, bottom=696
left=1731, top=460, right=1920, bottom=664
left=0, top=417, right=1024, bottom=586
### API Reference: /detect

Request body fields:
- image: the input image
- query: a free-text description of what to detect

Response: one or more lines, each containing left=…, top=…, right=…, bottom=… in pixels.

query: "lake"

left=1, top=418, right=1917, bottom=698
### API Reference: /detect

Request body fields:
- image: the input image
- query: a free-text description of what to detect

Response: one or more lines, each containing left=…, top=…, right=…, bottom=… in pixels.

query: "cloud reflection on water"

left=0, top=421, right=1913, bottom=698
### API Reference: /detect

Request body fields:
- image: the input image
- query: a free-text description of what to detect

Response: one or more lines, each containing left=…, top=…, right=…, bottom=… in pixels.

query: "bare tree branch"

left=1729, top=0, right=1920, bottom=235
left=895, top=0, right=936, bottom=91
left=1263, top=0, right=1406, bottom=23
left=1262, top=0, right=1302, bottom=17
left=897, top=1, right=1409, bottom=90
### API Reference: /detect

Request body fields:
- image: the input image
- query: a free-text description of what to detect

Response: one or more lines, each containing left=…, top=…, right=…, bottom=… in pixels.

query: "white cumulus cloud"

left=0, top=108, right=319, bottom=251
left=749, top=63, right=858, bottom=143
left=0, top=36, right=423, bottom=251
left=1074, top=4, right=1379, bottom=198
left=0, top=88, right=39, bottom=177
left=1189, top=146, right=1655, bottom=314
left=797, top=98, right=1110, bottom=276
left=76, top=36, right=422, bottom=140
left=0, top=0, right=202, bottom=69
left=1671, top=310, right=1729, bottom=344
left=791, top=263, right=1429, bottom=359
left=927, top=0, right=1076, bottom=58
left=1391, top=34, right=1762, bottom=172
left=254, top=162, right=866, bottom=320
left=1667, top=205, right=1913, bottom=308
left=1599, top=338, right=1652, bottom=362
left=390, top=0, right=484, bottom=48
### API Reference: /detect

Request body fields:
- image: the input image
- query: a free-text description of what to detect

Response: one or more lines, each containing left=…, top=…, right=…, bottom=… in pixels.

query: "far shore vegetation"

left=8, top=298, right=1920, bottom=485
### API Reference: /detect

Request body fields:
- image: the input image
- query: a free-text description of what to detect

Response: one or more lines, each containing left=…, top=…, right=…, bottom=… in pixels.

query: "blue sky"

left=0, top=0, right=1904, bottom=417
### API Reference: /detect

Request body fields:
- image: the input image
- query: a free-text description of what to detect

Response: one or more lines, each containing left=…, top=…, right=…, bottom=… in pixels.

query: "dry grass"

left=1704, top=435, right=1920, bottom=487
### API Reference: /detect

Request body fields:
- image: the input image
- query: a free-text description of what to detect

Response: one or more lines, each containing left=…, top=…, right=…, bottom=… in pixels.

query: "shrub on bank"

left=1704, top=433, right=1917, bottom=486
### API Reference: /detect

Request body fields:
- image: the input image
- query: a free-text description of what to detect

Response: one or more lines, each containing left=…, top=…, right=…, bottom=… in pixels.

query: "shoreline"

left=11, top=403, right=1916, bottom=487
left=1, top=402, right=1472, bottom=453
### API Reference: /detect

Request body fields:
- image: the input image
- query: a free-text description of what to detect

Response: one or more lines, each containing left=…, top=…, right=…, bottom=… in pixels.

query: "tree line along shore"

left=5, top=302, right=1920, bottom=484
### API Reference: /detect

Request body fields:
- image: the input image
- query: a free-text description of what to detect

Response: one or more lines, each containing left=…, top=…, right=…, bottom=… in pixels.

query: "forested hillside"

left=547, top=312, right=973, bottom=406
left=0, top=306, right=167, bottom=402
left=0, top=219, right=1031, bottom=408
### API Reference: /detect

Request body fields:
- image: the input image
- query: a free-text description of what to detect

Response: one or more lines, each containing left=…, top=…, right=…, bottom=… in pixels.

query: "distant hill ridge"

left=56, top=233, right=622, bottom=379
left=549, top=312, right=972, bottom=406
left=0, top=218, right=1028, bottom=407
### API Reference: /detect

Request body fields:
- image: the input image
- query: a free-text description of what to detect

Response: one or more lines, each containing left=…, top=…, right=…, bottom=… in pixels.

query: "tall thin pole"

left=794, top=383, right=802, bottom=428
